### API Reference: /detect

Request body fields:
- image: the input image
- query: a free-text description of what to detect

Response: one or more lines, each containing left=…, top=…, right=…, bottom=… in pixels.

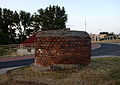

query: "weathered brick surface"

left=35, top=30, right=91, bottom=67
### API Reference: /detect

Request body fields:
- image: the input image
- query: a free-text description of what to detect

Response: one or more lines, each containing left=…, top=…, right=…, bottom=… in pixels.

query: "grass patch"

left=0, top=57, right=120, bottom=85
left=110, top=68, right=120, bottom=79
left=92, top=57, right=120, bottom=62
left=96, top=39, right=120, bottom=43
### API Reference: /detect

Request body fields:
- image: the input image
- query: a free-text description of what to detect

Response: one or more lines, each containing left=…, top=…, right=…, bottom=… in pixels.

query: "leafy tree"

left=107, top=32, right=114, bottom=36
left=32, top=14, right=41, bottom=32
left=99, top=32, right=115, bottom=36
left=0, top=6, right=68, bottom=44
left=34, top=5, right=67, bottom=31
left=18, top=10, right=34, bottom=42
left=0, top=8, right=2, bottom=31
left=2, top=8, right=14, bottom=33
left=99, top=32, right=109, bottom=35
left=0, top=8, right=16, bottom=44
left=12, top=11, right=20, bottom=32
left=0, top=32, right=9, bottom=44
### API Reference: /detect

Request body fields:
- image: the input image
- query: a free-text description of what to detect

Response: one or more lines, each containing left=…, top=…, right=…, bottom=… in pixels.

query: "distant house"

left=104, top=34, right=120, bottom=40
left=90, top=33, right=120, bottom=42
left=118, top=34, right=120, bottom=38
left=90, top=33, right=100, bottom=42
left=98, top=34, right=107, bottom=40
left=21, top=34, right=37, bottom=45
left=17, top=34, right=37, bottom=56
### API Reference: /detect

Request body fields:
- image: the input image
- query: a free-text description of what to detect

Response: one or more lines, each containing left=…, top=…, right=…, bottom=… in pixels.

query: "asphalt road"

left=0, top=43, right=120, bottom=69
left=92, top=43, right=120, bottom=56
left=0, top=58, right=34, bottom=69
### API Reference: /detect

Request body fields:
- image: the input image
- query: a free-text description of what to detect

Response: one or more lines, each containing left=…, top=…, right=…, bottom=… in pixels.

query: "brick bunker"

left=34, top=30, right=91, bottom=70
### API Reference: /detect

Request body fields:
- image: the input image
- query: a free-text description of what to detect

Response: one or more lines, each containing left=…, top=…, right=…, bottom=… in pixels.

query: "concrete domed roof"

left=36, top=30, right=90, bottom=38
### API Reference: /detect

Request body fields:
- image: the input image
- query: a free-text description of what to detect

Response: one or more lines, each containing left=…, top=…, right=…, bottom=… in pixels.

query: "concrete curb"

left=0, top=66, right=23, bottom=74
left=92, top=43, right=101, bottom=50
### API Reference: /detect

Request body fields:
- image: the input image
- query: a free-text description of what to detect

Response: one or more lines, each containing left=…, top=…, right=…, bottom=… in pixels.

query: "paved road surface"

left=0, top=43, right=120, bottom=69
left=0, top=58, right=34, bottom=69
left=92, top=43, right=120, bottom=56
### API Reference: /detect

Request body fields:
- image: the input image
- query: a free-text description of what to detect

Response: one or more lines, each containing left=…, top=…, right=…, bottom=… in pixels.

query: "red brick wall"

left=35, top=31, right=91, bottom=67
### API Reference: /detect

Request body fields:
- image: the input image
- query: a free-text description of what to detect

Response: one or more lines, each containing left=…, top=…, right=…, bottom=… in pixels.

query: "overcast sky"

left=0, top=0, right=120, bottom=34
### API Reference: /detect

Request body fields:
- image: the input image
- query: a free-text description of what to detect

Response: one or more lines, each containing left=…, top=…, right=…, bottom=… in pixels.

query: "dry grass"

left=0, top=57, right=120, bottom=85
left=0, top=74, right=11, bottom=85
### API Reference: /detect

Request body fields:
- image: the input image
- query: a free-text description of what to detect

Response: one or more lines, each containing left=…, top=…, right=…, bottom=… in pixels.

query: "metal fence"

left=0, top=43, right=35, bottom=58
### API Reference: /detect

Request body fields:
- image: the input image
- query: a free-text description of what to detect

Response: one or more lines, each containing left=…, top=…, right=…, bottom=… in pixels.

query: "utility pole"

left=85, top=15, right=87, bottom=31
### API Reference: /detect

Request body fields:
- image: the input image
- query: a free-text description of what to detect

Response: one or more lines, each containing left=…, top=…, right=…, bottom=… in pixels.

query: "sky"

left=0, top=0, right=120, bottom=34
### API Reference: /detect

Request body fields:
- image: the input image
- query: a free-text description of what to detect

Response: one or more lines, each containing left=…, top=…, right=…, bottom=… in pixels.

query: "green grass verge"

left=0, top=57, right=120, bottom=85
left=96, top=39, right=120, bottom=43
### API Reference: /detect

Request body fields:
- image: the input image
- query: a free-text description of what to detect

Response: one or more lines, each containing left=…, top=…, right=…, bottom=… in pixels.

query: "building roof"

left=21, top=34, right=37, bottom=44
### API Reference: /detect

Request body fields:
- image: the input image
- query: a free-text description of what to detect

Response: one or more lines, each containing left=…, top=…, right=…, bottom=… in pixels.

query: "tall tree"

left=32, top=14, right=41, bottom=32
left=19, top=10, right=33, bottom=42
left=34, top=5, right=67, bottom=31
left=99, top=32, right=109, bottom=35
left=0, top=8, right=2, bottom=31
left=0, top=6, right=68, bottom=44
left=2, top=8, right=14, bottom=33
left=0, top=8, right=16, bottom=44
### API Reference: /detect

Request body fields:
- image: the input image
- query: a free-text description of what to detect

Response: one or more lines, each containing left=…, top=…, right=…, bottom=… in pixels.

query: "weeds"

left=0, top=57, right=120, bottom=85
